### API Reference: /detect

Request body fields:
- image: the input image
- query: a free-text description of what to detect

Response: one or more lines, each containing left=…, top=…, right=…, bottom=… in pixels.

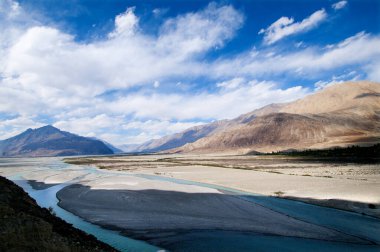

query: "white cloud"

left=259, top=9, right=327, bottom=45
left=153, top=80, right=160, bottom=88
left=121, top=120, right=204, bottom=143
left=53, top=115, right=204, bottom=145
left=104, top=80, right=309, bottom=120
left=314, top=70, right=360, bottom=90
left=332, top=1, right=348, bottom=10
left=216, top=77, right=245, bottom=90
left=0, top=116, right=44, bottom=140
left=1, top=1, right=379, bottom=146
left=157, top=3, right=244, bottom=57
left=211, top=32, right=380, bottom=79
left=1, top=2, right=243, bottom=99
left=109, top=7, right=138, bottom=37
left=366, top=62, right=380, bottom=82
left=152, top=8, right=169, bottom=18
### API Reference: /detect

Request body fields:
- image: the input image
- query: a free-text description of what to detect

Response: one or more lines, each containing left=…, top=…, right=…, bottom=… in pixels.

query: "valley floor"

left=65, top=154, right=380, bottom=218
left=1, top=155, right=380, bottom=251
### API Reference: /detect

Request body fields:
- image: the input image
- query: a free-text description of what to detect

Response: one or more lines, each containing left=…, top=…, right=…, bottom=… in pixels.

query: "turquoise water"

left=161, top=230, right=380, bottom=252
left=136, top=174, right=380, bottom=251
left=2, top=158, right=380, bottom=252
left=4, top=159, right=162, bottom=252
left=12, top=179, right=160, bottom=252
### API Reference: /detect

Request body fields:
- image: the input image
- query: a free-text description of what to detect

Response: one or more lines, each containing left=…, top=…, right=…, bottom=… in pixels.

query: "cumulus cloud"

left=0, top=1, right=379, bottom=146
left=332, top=1, right=348, bottom=10
left=259, top=9, right=327, bottom=45
left=212, top=32, right=380, bottom=79
left=1, top=2, right=243, bottom=99
left=109, top=7, right=139, bottom=37
left=47, top=79, right=308, bottom=144
left=104, top=80, right=309, bottom=121
left=0, top=116, right=44, bottom=140
left=157, top=3, right=244, bottom=57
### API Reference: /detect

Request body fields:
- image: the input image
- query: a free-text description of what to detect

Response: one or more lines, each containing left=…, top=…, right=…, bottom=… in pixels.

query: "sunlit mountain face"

left=1, top=0, right=379, bottom=148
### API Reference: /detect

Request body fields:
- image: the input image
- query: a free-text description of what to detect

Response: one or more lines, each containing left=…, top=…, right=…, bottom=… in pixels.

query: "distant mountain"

left=174, top=81, right=380, bottom=154
left=0, top=125, right=114, bottom=157
left=89, top=137, right=123, bottom=154
left=118, top=143, right=145, bottom=153
left=132, top=81, right=379, bottom=154
left=130, top=103, right=287, bottom=153
left=132, top=121, right=229, bottom=153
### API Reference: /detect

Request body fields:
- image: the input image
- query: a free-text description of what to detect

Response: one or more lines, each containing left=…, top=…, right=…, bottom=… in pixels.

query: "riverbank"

left=2, top=156, right=380, bottom=251
left=64, top=154, right=380, bottom=218
left=56, top=175, right=366, bottom=242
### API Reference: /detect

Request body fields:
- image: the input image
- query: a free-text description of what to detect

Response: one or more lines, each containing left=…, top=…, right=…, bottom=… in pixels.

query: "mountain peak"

left=32, top=125, right=62, bottom=135
left=0, top=125, right=113, bottom=157
left=38, top=125, right=60, bottom=130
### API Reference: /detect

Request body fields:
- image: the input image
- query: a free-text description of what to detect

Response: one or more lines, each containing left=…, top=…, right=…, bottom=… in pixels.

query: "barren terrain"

left=65, top=154, right=380, bottom=218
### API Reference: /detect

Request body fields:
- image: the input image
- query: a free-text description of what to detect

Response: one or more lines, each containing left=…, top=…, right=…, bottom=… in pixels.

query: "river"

left=1, top=157, right=379, bottom=252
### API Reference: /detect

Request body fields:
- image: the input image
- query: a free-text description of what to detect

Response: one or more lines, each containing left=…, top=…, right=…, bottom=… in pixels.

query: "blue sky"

left=0, top=0, right=379, bottom=146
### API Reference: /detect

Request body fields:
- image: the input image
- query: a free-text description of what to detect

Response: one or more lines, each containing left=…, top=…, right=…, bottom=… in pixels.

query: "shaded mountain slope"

left=0, top=125, right=113, bottom=157
left=0, top=176, right=116, bottom=252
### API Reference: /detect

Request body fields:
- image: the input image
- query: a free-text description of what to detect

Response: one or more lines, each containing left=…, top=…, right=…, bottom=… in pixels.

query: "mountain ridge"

left=174, top=81, right=380, bottom=154
left=131, top=81, right=379, bottom=154
left=0, top=125, right=114, bottom=157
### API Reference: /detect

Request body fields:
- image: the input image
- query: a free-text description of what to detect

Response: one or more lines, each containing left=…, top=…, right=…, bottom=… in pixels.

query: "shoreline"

left=282, top=196, right=380, bottom=219
left=53, top=178, right=380, bottom=251
left=0, top=176, right=116, bottom=252
left=2, top=156, right=379, bottom=251
left=63, top=155, right=380, bottom=219
left=54, top=176, right=379, bottom=246
left=140, top=172, right=380, bottom=219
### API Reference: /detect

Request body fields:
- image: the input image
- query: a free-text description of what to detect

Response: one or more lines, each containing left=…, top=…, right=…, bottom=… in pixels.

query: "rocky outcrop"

left=0, top=176, right=116, bottom=252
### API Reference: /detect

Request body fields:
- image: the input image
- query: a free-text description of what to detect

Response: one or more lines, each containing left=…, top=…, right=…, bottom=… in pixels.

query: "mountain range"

left=0, top=125, right=114, bottom=157
left=131, top=81, right=380, bottom=154
left=1, top=81, right=378, bottom=157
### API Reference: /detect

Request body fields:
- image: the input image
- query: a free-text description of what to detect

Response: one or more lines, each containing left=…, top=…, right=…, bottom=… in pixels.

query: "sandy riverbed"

left=2, top=156, right=380, bottom=250
left=56, top=174, right=367, bottom=244
left=64, top=154, right=380, bottom=217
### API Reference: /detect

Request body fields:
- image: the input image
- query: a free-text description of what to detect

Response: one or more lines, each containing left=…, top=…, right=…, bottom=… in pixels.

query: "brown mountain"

left=131, top=103, right=287, bottom=153
left=172, top=81, right=380, bottom=154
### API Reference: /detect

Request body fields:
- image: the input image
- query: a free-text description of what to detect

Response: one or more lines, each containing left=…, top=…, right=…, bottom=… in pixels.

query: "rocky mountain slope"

left=131, top=81, right=379, bottom=154
left=0, top=125, right=114, bottom=157
left=174, top=81, right=380, bottom=153
left=0, top=176, right=116, bottom=252
left=131, top=103, right=287, bottom=153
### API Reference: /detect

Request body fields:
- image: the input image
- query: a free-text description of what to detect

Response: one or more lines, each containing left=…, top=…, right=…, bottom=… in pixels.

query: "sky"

left=0, top=0, right=379, bottom=147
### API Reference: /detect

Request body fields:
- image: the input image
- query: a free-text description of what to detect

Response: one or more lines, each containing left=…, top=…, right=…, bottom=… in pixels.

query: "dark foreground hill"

left=0, top=125, right=114, bottom=157
left=0, top=175, right=116, bottom=252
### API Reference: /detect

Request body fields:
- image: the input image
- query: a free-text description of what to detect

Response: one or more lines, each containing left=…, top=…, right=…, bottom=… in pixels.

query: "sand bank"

left=56, top=174, right=369, bottom=244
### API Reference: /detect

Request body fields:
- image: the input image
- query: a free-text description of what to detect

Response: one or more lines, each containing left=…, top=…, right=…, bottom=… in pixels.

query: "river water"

left=1, top=157, right=380, bottom=252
